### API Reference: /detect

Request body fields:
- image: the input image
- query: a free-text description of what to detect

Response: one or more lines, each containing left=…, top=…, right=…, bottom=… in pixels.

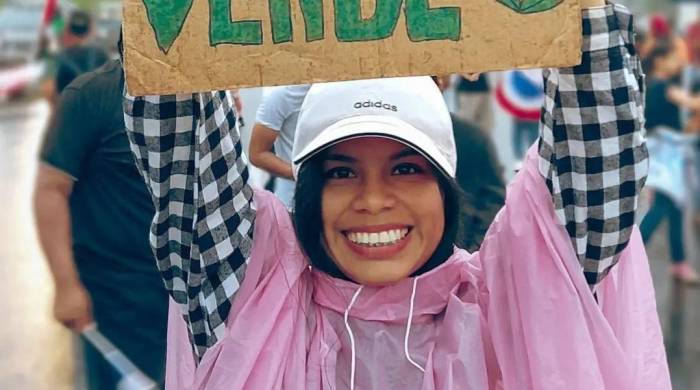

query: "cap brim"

left=292, top=115, right=455, bottom=179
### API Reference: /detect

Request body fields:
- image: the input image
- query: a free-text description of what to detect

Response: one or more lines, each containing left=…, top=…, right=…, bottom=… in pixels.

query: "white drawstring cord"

left=404, top=277, right=425, bottom=373
left=344, top=286, right=364, bottom=390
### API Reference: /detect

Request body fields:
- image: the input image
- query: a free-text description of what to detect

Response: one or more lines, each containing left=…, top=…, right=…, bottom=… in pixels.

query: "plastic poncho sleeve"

left=123, top=90, right=255, bottom=358
left=537, top=2, right=648, bottom=286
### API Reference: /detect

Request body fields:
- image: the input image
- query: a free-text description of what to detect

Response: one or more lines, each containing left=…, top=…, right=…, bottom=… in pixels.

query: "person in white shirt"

left=249, top=84, right=310, bottom=208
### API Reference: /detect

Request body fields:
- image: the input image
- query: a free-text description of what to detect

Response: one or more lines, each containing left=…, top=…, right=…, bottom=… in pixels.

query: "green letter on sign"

left=269, top=0, right=324, bottom=43
left=142, top=0, right=194, bottom=53
left=405, top=0, right=460, bottom=42
left=209, top=0, right=263, bottom=45
left=300, top=0, right=324, bottom=42
left=269, top=0, right=293, bottom=43
left=334, top=0, right=402, bottom=42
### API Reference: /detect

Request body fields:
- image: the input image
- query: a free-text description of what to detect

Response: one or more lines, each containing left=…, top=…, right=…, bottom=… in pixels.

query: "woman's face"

left=320, top=137, right=445, bottom=286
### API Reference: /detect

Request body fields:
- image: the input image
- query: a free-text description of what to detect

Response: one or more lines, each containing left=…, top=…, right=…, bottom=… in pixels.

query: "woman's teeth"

left=346, top=228, right=409, bottom=247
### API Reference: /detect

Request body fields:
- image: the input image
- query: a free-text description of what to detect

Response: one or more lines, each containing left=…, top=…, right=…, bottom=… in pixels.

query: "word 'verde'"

left=142, top=0, right=461, bottom=53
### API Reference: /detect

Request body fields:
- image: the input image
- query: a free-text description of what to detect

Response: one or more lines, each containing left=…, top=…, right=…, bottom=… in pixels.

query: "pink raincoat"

left=165, top=150, right=671, bottom=389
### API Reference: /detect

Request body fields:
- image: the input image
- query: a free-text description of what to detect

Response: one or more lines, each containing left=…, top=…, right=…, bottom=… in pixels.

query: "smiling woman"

left=122, top=3, right=671, bottom=389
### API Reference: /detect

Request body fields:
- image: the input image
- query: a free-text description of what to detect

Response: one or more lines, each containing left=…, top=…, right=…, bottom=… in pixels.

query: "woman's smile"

left=342, top=224, right=413, bottom=259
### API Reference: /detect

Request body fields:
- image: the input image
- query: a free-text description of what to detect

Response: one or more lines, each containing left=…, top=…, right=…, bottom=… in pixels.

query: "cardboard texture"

left=124, top=0, right=582, bottom=95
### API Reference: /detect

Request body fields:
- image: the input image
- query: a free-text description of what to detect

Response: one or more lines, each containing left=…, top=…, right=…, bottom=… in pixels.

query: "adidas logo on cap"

left=353, top=100, right=398, bottom=112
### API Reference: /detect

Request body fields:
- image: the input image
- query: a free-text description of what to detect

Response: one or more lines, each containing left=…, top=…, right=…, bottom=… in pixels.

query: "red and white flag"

left=42, top=0, right=59, bottom=27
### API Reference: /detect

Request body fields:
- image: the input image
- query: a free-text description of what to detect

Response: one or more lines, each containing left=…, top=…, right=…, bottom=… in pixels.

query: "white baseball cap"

left=291, top=76, right=456, bottom=179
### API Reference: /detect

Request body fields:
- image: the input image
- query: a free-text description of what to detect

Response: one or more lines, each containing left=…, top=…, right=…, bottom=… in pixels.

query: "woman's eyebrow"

left=323, top=153, right=357, bottom=163
left=391, top=148, right=420, bottom=160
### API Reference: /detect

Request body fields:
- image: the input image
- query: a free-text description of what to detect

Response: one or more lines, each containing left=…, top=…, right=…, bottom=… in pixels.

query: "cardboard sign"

left=123, top=0, right=581, bottom=95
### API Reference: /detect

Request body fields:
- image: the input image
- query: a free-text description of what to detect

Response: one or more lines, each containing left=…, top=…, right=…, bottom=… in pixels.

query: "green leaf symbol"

left=497, top=0, right=564, bottom=14
left=142, top=0, right=194, bottom=53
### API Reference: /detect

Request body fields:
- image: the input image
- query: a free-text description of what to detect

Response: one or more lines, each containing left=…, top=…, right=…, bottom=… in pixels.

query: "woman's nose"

left=352, top=175, right=396, bottom=214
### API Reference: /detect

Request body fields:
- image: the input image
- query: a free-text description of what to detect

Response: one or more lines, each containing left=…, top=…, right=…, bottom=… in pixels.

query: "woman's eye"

left=392, top=163, right=422, bottom=175
left=325, top=167, right=356, bottom=179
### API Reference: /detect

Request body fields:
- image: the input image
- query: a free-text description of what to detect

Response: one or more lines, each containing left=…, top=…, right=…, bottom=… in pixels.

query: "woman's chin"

left=326, top=233, right=428, bottom=286
left=347, top=272, right=408, bottom=287
left=335, top=256, right=424, bottom=287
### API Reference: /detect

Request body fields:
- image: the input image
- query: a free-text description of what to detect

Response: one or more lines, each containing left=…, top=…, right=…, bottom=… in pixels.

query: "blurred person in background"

left=454, top=73, right=494, bottom=134
left=33, top=56, right=168, bottom=388
left=42, top=10, right=109, bottom=116
left=685, top=93, right=700, bottom=227
left=249, top=84, right=311, bottom=209
left=433, top=75, right=505, bottom=251
left=54, top=10, right=109, bottom=95
left=684, top=21, right=700, bottom=226
left=640, top=14, right=689, bottom=65
left=641, top=44, right=699, bottom=284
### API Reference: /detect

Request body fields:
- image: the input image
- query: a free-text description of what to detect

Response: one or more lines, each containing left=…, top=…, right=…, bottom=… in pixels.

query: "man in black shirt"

left=55, top=10, right=109, bottom=94
left=433, top=76, right=506, bottom=250
left=452, top=114, right=506, bottom=251
left=34, top=60, right=168, bottom=388
left=42, top=10, right=109, bottom=116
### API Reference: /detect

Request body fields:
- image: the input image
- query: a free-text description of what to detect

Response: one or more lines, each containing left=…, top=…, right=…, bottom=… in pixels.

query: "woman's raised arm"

left=123, top=91, right=255, bottom=358
left=538, top=2, right=647, bottom=286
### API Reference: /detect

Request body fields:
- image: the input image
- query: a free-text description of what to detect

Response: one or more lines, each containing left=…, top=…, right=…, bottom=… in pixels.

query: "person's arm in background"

left=667, top=87, right=700, bottom=119
left=249, top=123, right=294, bottom=180
left=41, top=79, right=58, bottom=108
left=231, top=89, right=243, bottom=114
left=40, top=55, right=60, bottom=124
left=539, top=0, right=647, bottom=286
left=34, top=165, right=92, bottom=330
left=34, top=85, right=98, bottom=332
left=249, top=87, right=296, bottom=180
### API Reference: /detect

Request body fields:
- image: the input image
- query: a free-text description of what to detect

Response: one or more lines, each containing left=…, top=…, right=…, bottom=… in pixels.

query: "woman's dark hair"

left=292, top=148, right=471, bottom=280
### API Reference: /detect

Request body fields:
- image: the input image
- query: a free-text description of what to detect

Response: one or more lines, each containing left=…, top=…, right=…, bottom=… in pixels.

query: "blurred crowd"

left=635, top=12, right=700, bottom=284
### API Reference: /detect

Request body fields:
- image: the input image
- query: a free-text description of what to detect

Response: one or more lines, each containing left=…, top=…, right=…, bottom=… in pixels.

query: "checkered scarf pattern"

left=123, top=91, right=255, bottom=358
left=538, top=2, right=647, bottom=286
left=123, top=2, right=646, bottom=358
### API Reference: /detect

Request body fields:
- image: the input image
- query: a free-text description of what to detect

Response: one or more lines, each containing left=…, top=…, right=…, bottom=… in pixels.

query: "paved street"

left=647, top=221, right=700, bottom=390
left=0, top=100, right=75, bottom=389
left=1, top=96, right=699, bottom=389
